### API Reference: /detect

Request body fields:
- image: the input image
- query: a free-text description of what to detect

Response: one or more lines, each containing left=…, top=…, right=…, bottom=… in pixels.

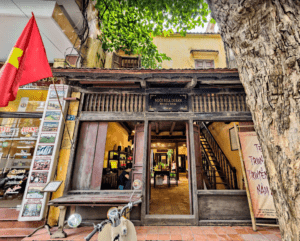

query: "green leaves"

left=94, top=0, right=210, bottom=68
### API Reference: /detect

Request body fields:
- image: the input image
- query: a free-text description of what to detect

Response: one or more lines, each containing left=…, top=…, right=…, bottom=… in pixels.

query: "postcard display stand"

left=18, top=85, right=70, bottom=221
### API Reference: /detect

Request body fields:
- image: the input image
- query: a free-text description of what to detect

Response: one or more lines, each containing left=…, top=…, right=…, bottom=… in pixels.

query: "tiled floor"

left=150, top=173, right=190, bottom=215
left=23, top=225, right=281, bottom=240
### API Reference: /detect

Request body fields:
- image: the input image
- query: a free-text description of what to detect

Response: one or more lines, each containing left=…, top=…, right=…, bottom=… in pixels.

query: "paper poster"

left=19, top=85, right=69, bottom=221
left=238, top=132, right=277, bottom=218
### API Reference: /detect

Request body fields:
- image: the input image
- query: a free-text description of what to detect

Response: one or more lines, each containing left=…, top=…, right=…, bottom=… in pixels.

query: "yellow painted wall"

left=208, top=122, right=243, bottom=190
left=105, top=33, right=227, bottom=69
left=0, top=89, right=48, bottom=112
left=152, top=33, right=227, bottom=69
left=103, top=122, right=132, bottom=168
left=48, top=92, right=81, bottom=226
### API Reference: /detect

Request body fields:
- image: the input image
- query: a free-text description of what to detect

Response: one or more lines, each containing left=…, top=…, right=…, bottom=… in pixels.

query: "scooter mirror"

left=132, top=179, right=142, bottom=190
left=67, top=213, right=82, bottom=228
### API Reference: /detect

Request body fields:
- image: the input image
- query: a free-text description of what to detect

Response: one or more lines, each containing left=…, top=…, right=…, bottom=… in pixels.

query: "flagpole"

left=51, top=79, right=74, bottom=148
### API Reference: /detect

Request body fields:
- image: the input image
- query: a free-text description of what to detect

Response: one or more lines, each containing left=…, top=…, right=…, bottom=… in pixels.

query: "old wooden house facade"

left=47, top=67, right=255, bottom=227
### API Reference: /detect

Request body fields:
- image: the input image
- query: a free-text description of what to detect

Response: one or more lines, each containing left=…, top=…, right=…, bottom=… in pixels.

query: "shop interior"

left=0, top=118, right=41, bottom=208
left=149, top=121, right=190, bottom=215
left=101, top=122, right=135, bottom=190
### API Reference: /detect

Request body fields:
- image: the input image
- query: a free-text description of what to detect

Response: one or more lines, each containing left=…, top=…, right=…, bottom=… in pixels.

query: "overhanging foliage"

left=94, top=0, right=211, bottom=68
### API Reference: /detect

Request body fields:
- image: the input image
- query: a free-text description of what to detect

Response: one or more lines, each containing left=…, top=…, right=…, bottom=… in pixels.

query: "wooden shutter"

left=72, top=122, right=108, bottom=190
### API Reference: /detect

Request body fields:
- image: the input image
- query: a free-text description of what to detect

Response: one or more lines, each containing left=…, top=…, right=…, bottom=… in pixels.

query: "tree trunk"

left=207, top=0, right=300, bottom=240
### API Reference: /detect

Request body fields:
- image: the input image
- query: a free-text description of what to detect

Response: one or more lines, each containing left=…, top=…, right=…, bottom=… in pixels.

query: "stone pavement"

left=22, top=225, right=281, bottom=240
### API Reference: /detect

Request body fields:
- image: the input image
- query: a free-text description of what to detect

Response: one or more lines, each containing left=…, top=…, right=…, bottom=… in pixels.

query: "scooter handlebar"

left=84, top=227, right=98, bottom=241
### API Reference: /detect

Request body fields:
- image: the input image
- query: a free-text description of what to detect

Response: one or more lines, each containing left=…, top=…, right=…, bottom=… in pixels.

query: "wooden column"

left=141, top=120, right=149, bottom=223
left=188, top=120, right=199, bottom=225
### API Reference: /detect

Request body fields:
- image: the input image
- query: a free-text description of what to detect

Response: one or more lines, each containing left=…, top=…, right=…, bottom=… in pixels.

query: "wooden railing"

left=201, top=149, right=216, bottom=189
left=192, top=93, right=249, bottom=112
left=83, top=93, right=146, bottom=112
left=199, top=122, right=238, bottom=189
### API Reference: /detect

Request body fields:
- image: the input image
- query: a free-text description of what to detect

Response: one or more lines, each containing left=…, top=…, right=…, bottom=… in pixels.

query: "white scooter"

left=67, top=179, right=142, bottom=241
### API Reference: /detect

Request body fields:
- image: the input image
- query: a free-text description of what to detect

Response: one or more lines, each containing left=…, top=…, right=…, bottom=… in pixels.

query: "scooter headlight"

left=67, top=213, right=82, bottom=228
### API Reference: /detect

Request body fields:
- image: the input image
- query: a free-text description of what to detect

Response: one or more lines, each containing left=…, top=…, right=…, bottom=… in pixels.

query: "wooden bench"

left=47, top=193, right=142, bottom=238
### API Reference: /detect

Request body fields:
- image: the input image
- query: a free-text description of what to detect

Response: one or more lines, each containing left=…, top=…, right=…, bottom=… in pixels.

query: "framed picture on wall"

left=229, top=127, right=239, bottom=151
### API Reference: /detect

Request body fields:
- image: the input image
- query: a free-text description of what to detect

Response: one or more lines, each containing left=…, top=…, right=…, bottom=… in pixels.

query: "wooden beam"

left=79, top=111, right=253, bottom=122
left=170, top=122, right=176, bottom=135
left=185, top=78, right=197, bottom=89
left=155, top=122, right=159, bottom=135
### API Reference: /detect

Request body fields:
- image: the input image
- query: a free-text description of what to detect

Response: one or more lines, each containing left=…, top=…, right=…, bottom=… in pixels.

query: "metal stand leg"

left=51, top=206, right=67, bottom=238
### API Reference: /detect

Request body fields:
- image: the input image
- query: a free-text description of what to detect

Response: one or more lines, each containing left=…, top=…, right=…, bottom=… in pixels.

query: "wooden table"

left=154, top=170, right=170, bottom=188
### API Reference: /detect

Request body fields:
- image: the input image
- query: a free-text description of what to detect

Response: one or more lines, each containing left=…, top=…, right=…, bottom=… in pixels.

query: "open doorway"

left=148, top=121, right=191, bottom=215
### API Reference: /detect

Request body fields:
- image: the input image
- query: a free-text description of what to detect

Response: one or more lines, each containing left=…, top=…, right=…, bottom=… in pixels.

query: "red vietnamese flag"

left=0, top=13, right=53, bottom=107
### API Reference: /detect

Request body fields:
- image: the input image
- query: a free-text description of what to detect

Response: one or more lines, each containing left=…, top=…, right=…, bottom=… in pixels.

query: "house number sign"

left=148, top=94, right=189, bottom=112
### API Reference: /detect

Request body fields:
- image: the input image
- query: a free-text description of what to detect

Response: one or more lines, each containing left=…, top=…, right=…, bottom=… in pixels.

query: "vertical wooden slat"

left=143, top=95, right=146, bottom=112
left=126, top=94, right=130, bottom=112
left=114, top=95, right=118, bottom=111
left=195, top=95, right=199, bottom=112
left=110, top=95, right=113, bottom=111
left=208, top=94, right=211, bottom=112
left=122, top=94, right=126, bottom=112
left=216, top=95, right=220, bottom=112
left=203, top=95, right=207, bottom=112
left=106, top=95, right=109, bottom=111
left=101, top=94, right=105, bottom=111
left=139, top=95, right=142, bottom=112
left=90, top=122, right=108, bottom=189
left=237, top=94, right=241, bottom=112
left=84, top=94, right=90, bottom=111
left=93, top=94, right=97, bottom=111
left=97, top=94, right=101, bottom=111
left=212, top=94, right=216, bottom=112
left=229, top=95, right=232, bottom=112
left=220, top=95, right=224, bottom=112
left=118, top=94, right=121, bottom=112
left=135, top=95, right=138, bottom=112
left=198, top=95, right=201, bottom=112
left=191, top=95, right=195, bottom=112
left=130, top=94, right=134, bottom=112
left=224, top=95, right=228, bottom=111
left=89, top=94, right=94, bottom=111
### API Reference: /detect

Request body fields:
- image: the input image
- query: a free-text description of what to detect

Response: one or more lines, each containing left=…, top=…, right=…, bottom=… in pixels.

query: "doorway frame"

left=64, top=107, right=252, bottom=225
left=146, top=120, right=195, bottom=218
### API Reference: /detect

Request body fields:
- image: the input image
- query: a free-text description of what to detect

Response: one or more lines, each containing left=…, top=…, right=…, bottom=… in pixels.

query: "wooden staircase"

left=0, top=208, right=44, bottom=240
left=199, top=122, right=238, bottom=189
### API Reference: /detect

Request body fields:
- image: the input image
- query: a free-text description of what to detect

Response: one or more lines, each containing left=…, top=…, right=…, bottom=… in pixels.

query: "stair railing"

left=201, top=147, right=216, bottom=189
left=199, top=122, right=238, bottom=189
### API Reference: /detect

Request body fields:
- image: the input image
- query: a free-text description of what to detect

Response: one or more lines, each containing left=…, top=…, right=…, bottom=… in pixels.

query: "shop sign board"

left=18, top=84, right=69, bottom=221
left=238, top=132, right=277, bottom=218
left=148, top=94, right=188, bottom=112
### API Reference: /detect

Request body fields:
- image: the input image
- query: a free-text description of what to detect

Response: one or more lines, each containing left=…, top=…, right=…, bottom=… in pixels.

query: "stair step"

left=0, top=228, right=36, bottom=238
left=0, top=208, right=19, bottom=220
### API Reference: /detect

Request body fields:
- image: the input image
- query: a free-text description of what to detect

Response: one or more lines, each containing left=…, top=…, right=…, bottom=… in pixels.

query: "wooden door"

left=193, top=125, right=204, bottom=189
left=131, top=124, right=145, bottom=186
left=186, top=123, right=193, bottom=214
left=72, top=122, right=108, bottom=190
left=146, top=123, right=152, bottom=214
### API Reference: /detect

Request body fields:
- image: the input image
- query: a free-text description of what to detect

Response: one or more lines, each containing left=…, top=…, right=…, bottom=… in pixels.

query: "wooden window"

left=112, top=53, right=140, bottom=68
left=195, top=60, right=215, bottom=69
